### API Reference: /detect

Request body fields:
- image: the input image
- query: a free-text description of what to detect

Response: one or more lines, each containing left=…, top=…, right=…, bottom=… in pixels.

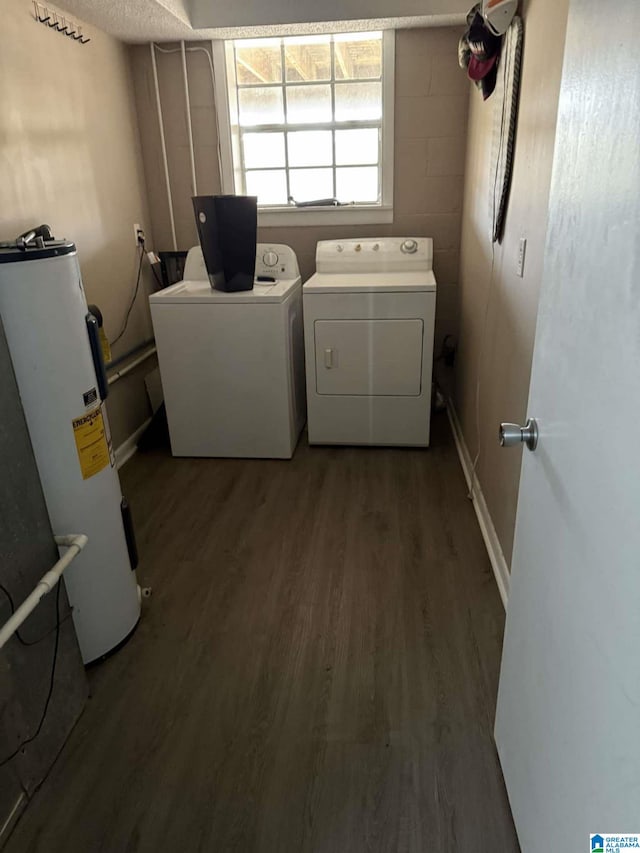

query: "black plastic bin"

left=158, top=251, right=188, bottom=289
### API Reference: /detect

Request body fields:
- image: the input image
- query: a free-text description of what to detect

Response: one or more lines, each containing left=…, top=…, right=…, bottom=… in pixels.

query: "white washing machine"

left=303, top=238, right=436, bottom=447
left=150, top=244, right=306, bottom=458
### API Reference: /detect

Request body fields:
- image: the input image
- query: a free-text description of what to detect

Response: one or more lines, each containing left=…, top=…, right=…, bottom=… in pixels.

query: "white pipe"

left=107, top=346, right=157, bottom=386
left=0, top=534, right=88, bottom=649
left=181, top=41, right=198, bottom=197
left=205, top=42, right=228, bottom=194
left=0, top=793, right=26, bottom=844
left=154, top=44, right=223, bottom=196
left=150, top=43, right=178, bottom=252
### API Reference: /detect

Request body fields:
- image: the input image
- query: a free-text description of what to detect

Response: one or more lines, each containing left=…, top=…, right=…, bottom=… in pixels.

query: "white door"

left=494, top=1, right=640, bottom=849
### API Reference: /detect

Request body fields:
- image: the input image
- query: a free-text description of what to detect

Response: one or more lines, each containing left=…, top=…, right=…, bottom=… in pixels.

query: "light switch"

left=517, top=238, right=527, bottom=277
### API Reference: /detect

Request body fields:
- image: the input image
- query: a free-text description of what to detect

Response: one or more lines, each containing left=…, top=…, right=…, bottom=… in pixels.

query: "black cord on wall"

left=0, top=581, right=62, bottom=768
left=111, top=243, right=145, bottom=347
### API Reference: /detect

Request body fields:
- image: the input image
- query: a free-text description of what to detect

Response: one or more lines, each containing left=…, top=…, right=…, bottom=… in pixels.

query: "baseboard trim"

left=114, top=418, right=151, bottom=470
left=446, top=402, right=510, bottom=609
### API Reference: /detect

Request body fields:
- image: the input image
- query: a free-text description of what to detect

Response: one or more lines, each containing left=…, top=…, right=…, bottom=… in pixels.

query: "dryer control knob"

left=263, top=251, right=279, bottom=267
left=401, top=239, right=418, bottom=254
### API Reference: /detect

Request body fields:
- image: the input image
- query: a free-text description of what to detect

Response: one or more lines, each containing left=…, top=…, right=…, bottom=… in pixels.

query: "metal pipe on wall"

left=107, top=345, right=157, bottom=386
left=150, top=42, right=178, bottom=251
left=181, top=41, right=198, bottom=197
left=107, top=336, right=156, bottom=371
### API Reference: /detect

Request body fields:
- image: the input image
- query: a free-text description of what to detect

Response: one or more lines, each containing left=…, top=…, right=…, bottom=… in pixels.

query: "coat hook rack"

left=33, top=2, right=91, bottom=43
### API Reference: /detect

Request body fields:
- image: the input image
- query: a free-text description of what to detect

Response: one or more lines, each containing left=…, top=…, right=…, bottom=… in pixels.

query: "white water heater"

left=0, top=238, right=141, bottom=663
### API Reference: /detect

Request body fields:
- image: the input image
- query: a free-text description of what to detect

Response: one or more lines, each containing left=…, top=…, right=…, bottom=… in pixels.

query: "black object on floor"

left=137, top=403, right=170, bottom=452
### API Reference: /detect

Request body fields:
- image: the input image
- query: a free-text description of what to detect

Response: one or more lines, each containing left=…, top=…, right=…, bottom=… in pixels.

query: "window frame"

left=212, top=31, right=395, bottom=227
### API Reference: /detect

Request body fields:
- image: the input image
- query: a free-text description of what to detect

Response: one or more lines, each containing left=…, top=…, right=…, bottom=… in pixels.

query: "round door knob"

left=499, top=418, right=538, bottom=451
left=401, top=239, right=418, bottom=254
left=263, top=251, right=278, bottom=267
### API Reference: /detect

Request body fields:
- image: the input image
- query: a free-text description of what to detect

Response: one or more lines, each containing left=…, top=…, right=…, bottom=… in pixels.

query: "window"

left=213, top=31, right=394, bottom=226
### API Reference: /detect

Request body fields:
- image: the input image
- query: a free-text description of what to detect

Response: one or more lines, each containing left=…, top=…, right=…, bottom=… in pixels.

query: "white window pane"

left=287, top=131, right=333, bottom=167
left=286, top=85, right=332, bottom=124
left=242, top=133, right=285, bottom=168
left=284, top=37, right=331, bottom=82
left=238, top=88, right=284, bottom=126
left=334, top=82, right=382, bottom=122
left=334, top=35, right=382, bottom=80
left=245, top=170, right=288, bottom=205
left=336, top=166, right=379, bottom=203
left=235, top=42, right=282, bottom=84
left=335, top=128, right=379, bottom=165
left=289, top=168, right=334, bottom=202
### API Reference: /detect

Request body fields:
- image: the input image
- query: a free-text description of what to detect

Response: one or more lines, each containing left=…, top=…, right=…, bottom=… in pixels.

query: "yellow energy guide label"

left=72, top=405, right=112, bottom=480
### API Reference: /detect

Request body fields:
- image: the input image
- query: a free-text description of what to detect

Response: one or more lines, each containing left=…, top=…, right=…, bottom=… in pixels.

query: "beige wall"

left=455, top=0, right=569, bottom=566
left=130, top=27, right=469, bottom=350
left=0, top=0, right=155, bottom=446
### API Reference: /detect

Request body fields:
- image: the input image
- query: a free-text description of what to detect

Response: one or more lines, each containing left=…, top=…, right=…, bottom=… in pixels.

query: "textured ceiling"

left=53, top=0, right=466, bottom=43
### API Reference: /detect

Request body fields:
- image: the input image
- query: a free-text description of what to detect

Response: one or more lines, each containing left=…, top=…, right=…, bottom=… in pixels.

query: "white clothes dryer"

left=303, top=238, right=436, bottom=447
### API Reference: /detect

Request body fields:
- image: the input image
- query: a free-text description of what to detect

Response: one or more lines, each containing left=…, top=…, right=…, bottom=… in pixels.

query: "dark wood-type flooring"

left=7, top=413, right=519, bottom=852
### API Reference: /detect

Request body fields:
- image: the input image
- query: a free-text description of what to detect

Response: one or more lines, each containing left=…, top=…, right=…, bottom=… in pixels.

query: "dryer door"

left=314, top=319, right=423, bottom=396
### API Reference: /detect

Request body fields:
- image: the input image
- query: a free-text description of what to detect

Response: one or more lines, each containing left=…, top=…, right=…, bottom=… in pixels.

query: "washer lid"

left=303, top=270, right=436, bottom=293
left=149, top=276, right=301, bottom=304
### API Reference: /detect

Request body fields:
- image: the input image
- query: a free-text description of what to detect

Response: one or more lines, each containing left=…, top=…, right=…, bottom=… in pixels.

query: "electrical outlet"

left=517, top=237, right=527, bottom=277
left=133, top=223, right=144, bottom=247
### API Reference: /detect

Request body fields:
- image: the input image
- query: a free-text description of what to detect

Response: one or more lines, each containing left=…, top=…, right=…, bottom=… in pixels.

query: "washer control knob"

left=263, top=251, right=279, bottom=267
left=401, top=239, right=418, bottom=254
